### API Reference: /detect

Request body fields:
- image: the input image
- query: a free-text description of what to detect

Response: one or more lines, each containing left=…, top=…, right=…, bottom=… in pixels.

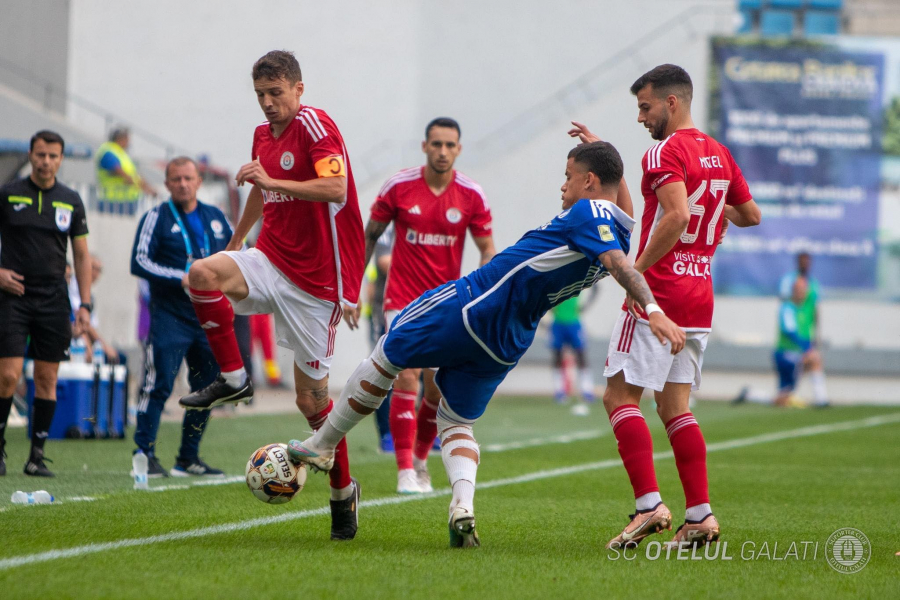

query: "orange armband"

left=314, top=155, right=346, bottom=178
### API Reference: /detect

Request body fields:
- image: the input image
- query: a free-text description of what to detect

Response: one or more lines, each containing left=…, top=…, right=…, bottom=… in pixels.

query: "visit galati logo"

left=672, top=251, right=711, bottom=278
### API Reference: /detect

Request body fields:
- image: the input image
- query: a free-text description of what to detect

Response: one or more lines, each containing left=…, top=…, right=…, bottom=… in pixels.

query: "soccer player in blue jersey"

left=288, top=141, right=685, bottom=547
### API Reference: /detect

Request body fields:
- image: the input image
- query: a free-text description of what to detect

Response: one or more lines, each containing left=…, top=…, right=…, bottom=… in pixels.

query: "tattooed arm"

left=599, top=249, right=686, bottom=354
left=343, top=219, right=391, bottom=330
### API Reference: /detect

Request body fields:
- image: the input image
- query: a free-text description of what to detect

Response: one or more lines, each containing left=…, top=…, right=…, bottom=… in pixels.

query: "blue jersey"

left=456, top=199, right=634, bottom=365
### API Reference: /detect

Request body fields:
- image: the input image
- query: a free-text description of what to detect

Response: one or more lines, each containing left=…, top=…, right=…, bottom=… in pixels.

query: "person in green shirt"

left=735, top=275, right=828, bottom=407
left=549, top=288, right=598, bottom=415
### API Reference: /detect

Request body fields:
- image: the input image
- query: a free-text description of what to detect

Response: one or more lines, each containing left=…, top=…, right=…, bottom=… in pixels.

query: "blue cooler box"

left=26, top=362, right=127, bottom=439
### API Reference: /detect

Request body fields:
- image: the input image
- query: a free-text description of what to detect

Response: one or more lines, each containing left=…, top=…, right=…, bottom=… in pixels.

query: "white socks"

left=552, top=369, right=566, bottom=399
left=314, top=355, right=397, bottom=450
left=685, top=503, right=712, bottom=522
left=450, top=480, right=475, bottom=515
left=579, top=369, right=594, bottom=400
left=441, top=425, right=480, bottom=516
left=636, top=491, right=662, bottom=511
left=811, top=371, right=828, bottom=405
left=221, top=368, right=246, bottom=388
left=330, top=481, right=355, bottom=502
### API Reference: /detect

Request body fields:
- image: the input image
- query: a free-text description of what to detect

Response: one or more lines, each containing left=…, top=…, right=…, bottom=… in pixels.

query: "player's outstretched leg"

left=603, top=374, right=671, bottom=549
left=180, top=257, right=253, bottom=410
left=437, top=400, right=481, bottom=548
left=288, top=345, right=398, bottom=470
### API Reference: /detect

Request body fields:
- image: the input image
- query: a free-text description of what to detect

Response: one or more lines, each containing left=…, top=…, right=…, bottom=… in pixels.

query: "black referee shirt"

left=0, top=176, right=89, bottom=289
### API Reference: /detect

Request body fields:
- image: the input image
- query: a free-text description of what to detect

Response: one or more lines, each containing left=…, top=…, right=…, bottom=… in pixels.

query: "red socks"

left=413, top=400, right=438, bottom=461
left=609, top=405, right=659, bottom=498
left=666, top=413, right=709, bottom=507
left=389, top=390, right=417, bottom=470
left=188, top=289, right=244, bottom=372
left=307, top=401, right=351, bottom=491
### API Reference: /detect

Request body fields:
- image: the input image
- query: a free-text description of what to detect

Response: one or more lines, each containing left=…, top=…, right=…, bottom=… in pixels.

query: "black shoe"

left=179, top=375, right=253, bottom=410
left=0, top=448, right=6, bottom=476
left=24, top=448, right=55, bottom=477
left=330, top=477, right=360, bottom=541
left=147, top=454, right=170, bottom=478
left=171, top=457, right=224, bottom=477
left=731, top=386, right=749, bottom=405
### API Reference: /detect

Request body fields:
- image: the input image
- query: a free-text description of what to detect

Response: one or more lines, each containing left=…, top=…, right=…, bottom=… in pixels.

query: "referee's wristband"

left=644, top=303, right=663, bottom=316
left=79, top=302, right=93, bottom=314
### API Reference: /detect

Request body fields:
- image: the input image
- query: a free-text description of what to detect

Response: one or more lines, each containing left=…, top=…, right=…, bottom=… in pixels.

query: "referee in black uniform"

left=0, top=130, right=93, bottom=477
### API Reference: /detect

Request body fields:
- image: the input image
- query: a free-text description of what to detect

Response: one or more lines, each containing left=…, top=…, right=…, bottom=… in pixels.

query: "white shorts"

left=384, top=310, right=400, bottom=330
left=603, top=311, right=708, bottom=392
left=223, top=248, right=342, bottom=380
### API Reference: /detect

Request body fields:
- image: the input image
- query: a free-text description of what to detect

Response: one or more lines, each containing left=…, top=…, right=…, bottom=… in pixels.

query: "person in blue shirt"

left=287, top=142, right=686, bottom=547
left=130, top=157, right=233, bottom=478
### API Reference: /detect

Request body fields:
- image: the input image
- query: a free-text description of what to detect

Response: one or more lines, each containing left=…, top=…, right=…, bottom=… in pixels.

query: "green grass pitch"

left=1, top=398, right=898, bottom=599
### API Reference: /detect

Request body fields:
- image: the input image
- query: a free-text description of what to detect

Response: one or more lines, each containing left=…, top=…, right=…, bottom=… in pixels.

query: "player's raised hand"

left=236, top=158, right=273, bottom=189
left=0, top=268, right=25, bottom=296
left=341, top=302, right=361, bottom=330
left=648, top=312, right=685, bottom=355
left=568, top=121, right=601, bottom=144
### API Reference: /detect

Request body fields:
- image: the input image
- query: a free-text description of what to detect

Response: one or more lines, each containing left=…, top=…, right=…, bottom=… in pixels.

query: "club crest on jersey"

left=280, top=151, right=295, bottom=170
left=55, top=207, right=72, bottom=232
left=211, top=219, right=225, bottom=239
left=445, top=207, right=462, bottom=224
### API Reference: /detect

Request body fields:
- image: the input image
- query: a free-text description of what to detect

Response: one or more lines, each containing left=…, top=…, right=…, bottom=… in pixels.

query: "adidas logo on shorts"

left=306, top=360, right=320, bottom=370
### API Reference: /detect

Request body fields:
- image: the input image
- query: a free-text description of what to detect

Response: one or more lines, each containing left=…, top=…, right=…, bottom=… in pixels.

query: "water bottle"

left=11, top=491, right=54, bottom=505
left=133, top=451, right=149, bottom=490
left=69, top=342, right=87, bottom=364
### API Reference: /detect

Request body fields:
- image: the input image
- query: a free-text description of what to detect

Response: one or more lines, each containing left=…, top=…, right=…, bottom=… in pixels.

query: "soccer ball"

left=245, top=443, right=307, bottom=504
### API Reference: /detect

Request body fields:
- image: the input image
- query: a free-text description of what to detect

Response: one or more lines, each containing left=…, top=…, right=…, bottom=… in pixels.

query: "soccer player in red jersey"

left=179, top=51, right=365, bottom=540
left=571, top=64, right=761, bottom=549
left=344, top=118, right=495, bottom=494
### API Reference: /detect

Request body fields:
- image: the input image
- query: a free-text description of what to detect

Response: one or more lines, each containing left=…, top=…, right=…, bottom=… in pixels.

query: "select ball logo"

left=245, top=443, right=306, bottom=504
left=280, top=151, right=295, bottom=170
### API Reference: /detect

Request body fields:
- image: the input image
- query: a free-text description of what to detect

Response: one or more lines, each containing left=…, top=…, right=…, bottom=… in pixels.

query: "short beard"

left=651, top=113, right=669, bottom=141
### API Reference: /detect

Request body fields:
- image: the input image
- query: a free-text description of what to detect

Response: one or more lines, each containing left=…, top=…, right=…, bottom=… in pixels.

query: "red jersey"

left=631, top=128, right=752, bottom=330
left=252, top=105, right=365, bottom=305
left=370, top=167, right=493, bottom=312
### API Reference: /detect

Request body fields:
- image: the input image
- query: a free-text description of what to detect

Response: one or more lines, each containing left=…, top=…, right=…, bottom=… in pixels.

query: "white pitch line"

left=483, top=429, right=605, bottom=452
left=1, top=412, right=898, bottom=572
left=147, top=475, right=245, bottom=493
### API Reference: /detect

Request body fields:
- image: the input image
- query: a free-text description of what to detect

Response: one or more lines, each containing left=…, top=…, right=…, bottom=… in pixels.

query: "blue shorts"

left=774, top=350, right=801, bottom=392
left=382, top=283, right=515, bottom=421
left=550, top=321, right=584, bottom=351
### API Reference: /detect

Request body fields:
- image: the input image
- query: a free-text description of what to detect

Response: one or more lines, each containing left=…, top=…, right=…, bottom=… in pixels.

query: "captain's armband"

left=314, top=155, right=346, bottom=178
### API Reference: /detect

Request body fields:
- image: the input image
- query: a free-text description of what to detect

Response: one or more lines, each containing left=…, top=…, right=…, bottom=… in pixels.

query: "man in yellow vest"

left=95, top=127, right=156, bottom=215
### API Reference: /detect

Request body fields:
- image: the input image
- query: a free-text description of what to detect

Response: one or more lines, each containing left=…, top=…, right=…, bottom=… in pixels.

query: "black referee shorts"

left=0, top=284, right=72, bottom=363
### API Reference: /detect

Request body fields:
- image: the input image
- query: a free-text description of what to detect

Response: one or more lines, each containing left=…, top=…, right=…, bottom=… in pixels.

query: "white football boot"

left=413, top=459, right=433, bottom=493
left=448, top=507, right=480, bottom=548
left=397, top=468, right=423, bottom=494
